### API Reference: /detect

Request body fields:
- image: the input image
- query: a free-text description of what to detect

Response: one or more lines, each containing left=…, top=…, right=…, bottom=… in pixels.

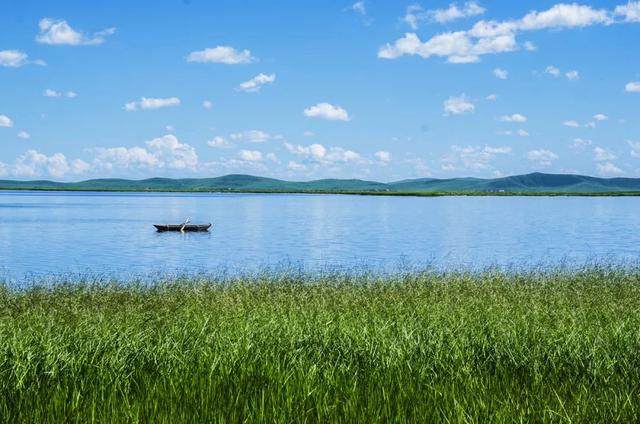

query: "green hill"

left=1, top=172, right=639, bottom=194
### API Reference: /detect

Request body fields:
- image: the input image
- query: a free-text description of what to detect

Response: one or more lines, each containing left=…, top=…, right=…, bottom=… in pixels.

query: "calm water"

left=1, top=191, right=639, bottom=281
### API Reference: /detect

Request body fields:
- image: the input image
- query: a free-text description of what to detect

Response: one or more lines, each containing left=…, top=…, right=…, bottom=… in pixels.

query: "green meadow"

left=1, top=268, right=640, bottom=422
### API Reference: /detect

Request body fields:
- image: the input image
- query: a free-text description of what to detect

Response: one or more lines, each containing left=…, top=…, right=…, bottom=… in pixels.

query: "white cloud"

left=524, top=41, right=537, bottom=51
left=238, top=150, right=263, bottom=162
left=351, top=1, right=367, bottom=15
left=36, top=18, right=115, bottom=46
left=516, top=129, right=530, bottom=137
left=0, top=115, right=13, bottom=128
left=18, top=131, right=30, bottom=140
left=527, top=149, right=558, bottom=167
left=594, top=146, right=616, bottom=161
left=303, top=131, right=315, bottom=137
left=375, top=151, right=392, bottom=163
left=202, top=100, right=213, bottom=109
left=565, top=70, right=580, bottom=80
left=92, top=134, right=198, bottom=172
left=238, top=73, right=276, bottom=93
left=486, top=93, right=498, bottom=101
left=615, top=2, right=640, bottom=22
left=11, top=150, right=84, bottom=179
left=230, top=130, right=280, bottom=143
left=404, top=2, right=486, bottom=29
left=563, top=120, right=580, bottom=127
left=597, top=162, right=624, bottom=176
left=441, top=145, right=511, bottom=171
left=625, top=81, right=640, bottom=93
left=384, top=3, right=618, bottom=63
left=570, top=138, right=592, bottom=149
left=585, top=121, right=596, bottom=128
left=43, top=89, right=61, bottom=98
left=378, top=31, right=516, bottom=64
left=0, top=50, right=44, bottom=67
left=545, top=65, right=561, bottom=76
left=444, top=94, right=475, bottom=115
left=124, top=97, right=181, bottom=111
left=207, top=136, right=231, bottom=148
left=187, top=46, right=255, bottom=64
left=593, top=113, right=608, bottom=121
left=493, top=67, right=508, bottom=79
left=629, top=140, right=640, bottom=157
left=285, top=142, right=363, bottom=164
left=499, top=113, right=527, bottom=122
left=66, top=91, right=77, bottom=98
left=304, top=102, right=351, bottom=121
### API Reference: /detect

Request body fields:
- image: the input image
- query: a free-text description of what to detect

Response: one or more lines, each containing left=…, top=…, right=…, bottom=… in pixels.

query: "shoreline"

left=3, top=187, right=640, bottom=196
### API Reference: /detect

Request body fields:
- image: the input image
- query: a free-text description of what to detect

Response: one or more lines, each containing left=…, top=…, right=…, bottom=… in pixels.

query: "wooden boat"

left=154, top=223, right=212, bottom=232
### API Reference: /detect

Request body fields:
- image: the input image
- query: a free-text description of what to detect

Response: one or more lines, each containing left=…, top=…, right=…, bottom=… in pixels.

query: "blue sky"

left=1, top=0, right=639, bottom=181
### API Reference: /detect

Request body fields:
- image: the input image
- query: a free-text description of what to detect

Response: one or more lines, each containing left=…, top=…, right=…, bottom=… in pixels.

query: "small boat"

left=154, top=219, right=211, bottom=232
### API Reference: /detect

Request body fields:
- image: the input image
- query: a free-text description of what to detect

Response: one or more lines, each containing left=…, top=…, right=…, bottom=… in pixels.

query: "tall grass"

left=1, top=268, right=639, bottom=422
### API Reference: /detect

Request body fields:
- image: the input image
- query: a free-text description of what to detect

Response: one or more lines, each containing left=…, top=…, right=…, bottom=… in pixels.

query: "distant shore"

left=1, top=268, right=640, bottom=422
left=2, top=186, right=640, bottom=196
left=2, top=172, right=640, bottom=195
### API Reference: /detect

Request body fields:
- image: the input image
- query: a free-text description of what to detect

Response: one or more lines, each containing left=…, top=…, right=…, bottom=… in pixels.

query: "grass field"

left=1, top=269, right=640, bottom=422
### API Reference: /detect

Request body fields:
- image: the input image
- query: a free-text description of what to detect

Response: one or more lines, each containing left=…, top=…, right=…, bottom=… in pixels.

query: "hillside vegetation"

left=2, top=172, right=640, bottom=194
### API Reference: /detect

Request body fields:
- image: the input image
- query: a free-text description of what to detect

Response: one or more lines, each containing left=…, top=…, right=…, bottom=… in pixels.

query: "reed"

left=1, top=268, right=639, bottom=422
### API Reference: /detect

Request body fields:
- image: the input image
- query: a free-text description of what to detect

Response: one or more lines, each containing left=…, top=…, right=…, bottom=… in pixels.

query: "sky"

left=0, top=0, right=639, bottom=182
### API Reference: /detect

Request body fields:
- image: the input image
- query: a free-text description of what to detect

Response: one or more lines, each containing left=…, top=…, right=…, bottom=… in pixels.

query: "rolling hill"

left=1, top=172, right=640, bottom=194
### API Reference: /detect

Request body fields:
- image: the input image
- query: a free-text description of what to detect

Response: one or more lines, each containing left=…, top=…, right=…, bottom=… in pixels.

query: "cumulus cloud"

left=0, top=115, right=13, bottom=128
left=124, top=97, right=181, bottom=112
left=516, top=129, right=530, bottom=137
left=43, top=89, right=75, bottom=98
left=36, top=18, right=115, bottom=46
left=18, top=131, right=30, bottom=140
left=11, top=150, right=89, bottom=179
left=238, top=73, right=276, bottom=93
left=207, top=136, right=231, bottom=148
left=187, top=46, right=255, bottom=64
left=304, top=103, right=351, bottom=121
left=486, top=93, right=498, bottom=101
left=285, top=142, right=363, bottom=164
left=565, top=70, right=580, bottom=80
left=597, top=162, right=624, bottom=176
left=629, top=141, right=640, bottom=157
left=378, top=31, right=516, bottom=64
left=93, top=134, right=197, bottom=172
left=626, top=81, right=640, bottom=92
left=202, top=100, right=213, bottom=109
left=404, top=2, right=486, bottom=29
left=441, top=145, right=511, bottom=171
left=615, top=1, right=640, bottom=22
left=493, top=67, right=508, bottom=79
left=230, top=130, right=281, bottom=143
left=238, top=150, right=263, bottom=162
left=594, top=146, right=616, bottom=161
left=0, top=50, right=45, bottom=67
left=375, top=151, right=392, bottom=163
left=545, top=65, right=561, bottom=76
left=563, top=120, right=580, bottom=127
left=383, top=3, right=619, bottom=63
left=499, top=113, right=527, bottom=122
left=593, top=113, right=608, bottom=121
left=527, top=149, right=558, bottom=167
left=524, top=41, right=537, bottom=51
left=443, top=94, right=475, bottom=115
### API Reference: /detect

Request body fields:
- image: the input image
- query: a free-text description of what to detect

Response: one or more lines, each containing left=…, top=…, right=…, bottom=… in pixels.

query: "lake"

left=1, top=191, right=639, bottom=282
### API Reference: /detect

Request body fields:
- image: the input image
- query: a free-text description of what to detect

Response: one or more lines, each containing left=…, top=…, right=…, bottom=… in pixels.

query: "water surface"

left=1, top=191, right=638, bottom=281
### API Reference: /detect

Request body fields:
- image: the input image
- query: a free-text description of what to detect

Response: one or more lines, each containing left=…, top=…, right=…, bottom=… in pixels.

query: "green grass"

left=1, top=269, right=640, bottom=422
